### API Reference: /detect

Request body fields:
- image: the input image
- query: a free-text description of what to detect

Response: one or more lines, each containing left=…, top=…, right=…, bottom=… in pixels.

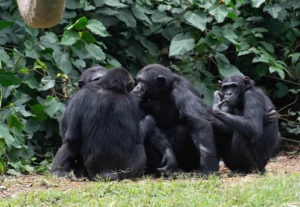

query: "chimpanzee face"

left=131, top=71, right=167, bottom=100
left=221, top=82, right=241, bottom=108
left=220, top=75, right=251, bottom=108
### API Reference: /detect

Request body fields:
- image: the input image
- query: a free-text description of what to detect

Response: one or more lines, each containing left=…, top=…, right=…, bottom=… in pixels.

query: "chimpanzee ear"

left=78, top=80, right=84, bottom=88
left=243, top=76, right=252, bottom=89
left=156, top=75, right=166, bottom=86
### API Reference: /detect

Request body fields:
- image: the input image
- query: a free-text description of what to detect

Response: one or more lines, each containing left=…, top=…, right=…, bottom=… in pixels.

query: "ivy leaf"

left=116, top=10, right=136, bottom=28
left=86, top=19, right=110, bottom=37
left=151, top=11, right=173, bottom=23
left=61, top=30, right=80, bottom=45
left=53, top=50, right=73, bottom=74
left=0, top=124, right=14, bottom=148
left=131, top=6, right=152, bottom=25
left=209, top=5, right=228, bottom=23
left=0, top=71, right=21, bottom=86
left=38, top=76, right=55, bottom=91
left=31, top=104, right=48, bottom=121
left=0, top=48, right=12, bottom=67
left=85, top=44, right=106, bottom=61
left=67, top=16, right=88, bottom=30
left=184, top=11, right=208, bottom=31
left=0, top=20, right=13, bottom=30
left=169, top=33, right=195, bottom=57
left=102, top=0, right=127, bottom=8
left=8, top=113, right=24, bottom=131
left=38, top=96, right=64, bottom=118
left=251, top=0, right=265, bottom=8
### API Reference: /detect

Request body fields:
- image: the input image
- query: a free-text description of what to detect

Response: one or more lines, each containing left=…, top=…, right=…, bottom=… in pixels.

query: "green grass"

left=1, top=173, right=299, bottom=207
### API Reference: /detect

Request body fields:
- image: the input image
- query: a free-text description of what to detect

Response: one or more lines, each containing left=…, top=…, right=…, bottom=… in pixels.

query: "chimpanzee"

left=131, top=64, right=219, bottom=174
left=51, top=66, right=108, bottom=178
left=212, top=75, right=280, bottom=173
left=52, top=68, right=149, bottom=180
left=52, top=65, right=178, bottom=178
left=78, top=65, right=107, bottom=88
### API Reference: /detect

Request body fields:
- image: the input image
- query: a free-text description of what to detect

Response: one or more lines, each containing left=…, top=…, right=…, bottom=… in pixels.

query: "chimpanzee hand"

left=264, top=107, right=278, bottom=124
left=157, top=148, right=178, bottom=173
left=213, top=91, right=231, bottom=113
left=212, top=91, right=223, bottom=113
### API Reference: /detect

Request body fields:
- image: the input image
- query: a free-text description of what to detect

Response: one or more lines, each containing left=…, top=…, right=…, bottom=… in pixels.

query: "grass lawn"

left=0, top=155, right=299, bottom=207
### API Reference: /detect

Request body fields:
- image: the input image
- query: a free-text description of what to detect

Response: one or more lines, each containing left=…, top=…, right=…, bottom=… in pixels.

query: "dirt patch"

left=0, top=154, right=299, bottom=199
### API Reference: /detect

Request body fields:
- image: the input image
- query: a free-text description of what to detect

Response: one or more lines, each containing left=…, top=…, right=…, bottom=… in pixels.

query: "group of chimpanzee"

left=51, top=64, right=280, bottom=180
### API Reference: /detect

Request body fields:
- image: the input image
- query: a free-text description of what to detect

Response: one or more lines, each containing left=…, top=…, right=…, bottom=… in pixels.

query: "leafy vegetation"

left=0, top=0, right=299, bottom=174
left=1, top=173, right=300, bottom=206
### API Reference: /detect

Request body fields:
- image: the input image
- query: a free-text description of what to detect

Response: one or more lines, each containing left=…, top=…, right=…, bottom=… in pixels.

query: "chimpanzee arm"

left=63, top=92, right=85, bottom=146
left=171, top=80, right=219, bottom=173
left=213, top=90, right=264, bottom=140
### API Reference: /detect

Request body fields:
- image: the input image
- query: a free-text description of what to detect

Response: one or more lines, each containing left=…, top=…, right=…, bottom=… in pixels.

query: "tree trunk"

left=17, top=0, right=66, bottom=28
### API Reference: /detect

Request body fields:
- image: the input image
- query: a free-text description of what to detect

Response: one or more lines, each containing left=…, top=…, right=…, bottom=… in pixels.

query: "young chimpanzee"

left=131, top=64, right=219, bottom=174
left=53, top=68, right=149, bottom=180
left=212, top=75, right=280, bottom=173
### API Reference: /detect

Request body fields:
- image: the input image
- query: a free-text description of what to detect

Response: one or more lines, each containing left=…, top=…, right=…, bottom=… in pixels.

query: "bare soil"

left=0, top=154, right=299, bottom=199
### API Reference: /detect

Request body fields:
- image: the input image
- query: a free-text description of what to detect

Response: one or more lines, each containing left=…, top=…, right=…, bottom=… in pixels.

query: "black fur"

left=212, top=75, right=280, bottom=173
left=132, top=64, right=219, bottom=174
left=52, top=68, right=146, bottom=180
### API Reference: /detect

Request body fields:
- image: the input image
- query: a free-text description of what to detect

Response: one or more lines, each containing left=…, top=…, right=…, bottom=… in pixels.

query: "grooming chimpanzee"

left=78, top=65, right=107, bottom=88
left=51, top=66, right=108, bottom=178
left=52, top=68, right=149, bottom=180
left=52, top=65, right=177, bottom=178
left=131, top=64, right=219, bottom=174
left=212, top=75, right=280, bottom=173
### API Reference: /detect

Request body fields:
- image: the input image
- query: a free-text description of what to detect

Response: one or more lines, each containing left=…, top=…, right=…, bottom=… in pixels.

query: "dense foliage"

left=0, top=0, right=299, bottom=174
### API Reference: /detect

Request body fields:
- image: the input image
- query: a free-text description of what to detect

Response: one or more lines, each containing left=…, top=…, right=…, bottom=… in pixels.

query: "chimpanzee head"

left=219, top=75, right=253, bottom=108
left=131, top=64, right=175, bottom=100
left=95, top=67, right=134, bottom=93
left=78, top=65, right=108, bottom=88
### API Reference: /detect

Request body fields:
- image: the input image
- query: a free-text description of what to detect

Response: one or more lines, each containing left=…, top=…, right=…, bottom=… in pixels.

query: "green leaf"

left=269, top=66, right=285, bottom=79
left=223, top=30, right=239, bottom=45
left=0, top=20, right=13, bottom=30
left=85, top=44, right=106, bottom=61
left=8, top=113, right=24, bottom=131
left=81, top=31, right=96, bottom=43
left=263, top=4, right=283, bottom=19
left=38, top=76, right=55, bottom=91
left=184, top=11, right=208, bottom=31
left=0, top=124, right=14, bottom=148
left=61, top=30, right=80, bottom=46
left=151, top=11, right=173, bottom=23
left=169, top=33, right=195, bottom=57
left=38, top=96, right=64, bottom=118
left=86, top=19, right=109, bottom=37
left=289, top=53, right=300, bottom=64
left=0, top=47, right=12, bottom=67
left=102, top=0, right=127, bottom=8
left=251, top=0, right=265, bottom=8
left=260, top=41, right=275, bottom=53
left=209, top=4, right=228, bottom=23
left=53, top=50, right=73, bottom=74
left=131, top=6, right=152, bottom=25
left=116, top=10, right=137, bottom=28
left=0, top=71, right=21, bottom=86
left=31, top=104, right=48, bottom=121
left=67, top=16, right=88, bottom=31
left=219, top=64, right=244, bottom=78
